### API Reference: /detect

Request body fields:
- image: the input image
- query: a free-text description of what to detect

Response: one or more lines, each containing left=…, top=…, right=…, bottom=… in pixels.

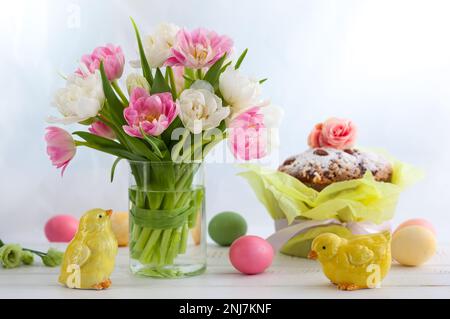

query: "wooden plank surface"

left=1, top=244, right=449, bottom=299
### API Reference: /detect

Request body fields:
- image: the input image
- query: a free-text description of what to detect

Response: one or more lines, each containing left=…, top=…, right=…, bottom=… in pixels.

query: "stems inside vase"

left=128, top=161, right=204, bottom=277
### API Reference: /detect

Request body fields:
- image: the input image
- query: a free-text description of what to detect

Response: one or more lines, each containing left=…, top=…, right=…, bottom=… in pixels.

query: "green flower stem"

left=139, top=229, right=162, bottom=263
left=167, top=227, right=182, bottom=264
left=22, top=248, right=46, bottom=257
left=179, top=223, right=189, bottom=254
left=162, top=192, right=176, bottom=210
left=133, top=228, right=152, bottom=257
left=171, top=130, right=190, bottom=162
left=196, top=69, right=203, bottom=80
left=197, top=133, right=226, bottom=161
left=176, top=130, right=224, bottom=163
left=130, top=163, right=203, bottom=268
left=112, top=80, right=129, bottom=106
left=131, top=224, right=142, bottom=242
left=166, top=66, right=178, bottom=99
left=158, top=229, right=173, bottom=266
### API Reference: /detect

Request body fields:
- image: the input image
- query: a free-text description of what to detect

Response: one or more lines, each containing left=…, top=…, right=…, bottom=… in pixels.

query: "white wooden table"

left=1, top=244, right=450, bottom=299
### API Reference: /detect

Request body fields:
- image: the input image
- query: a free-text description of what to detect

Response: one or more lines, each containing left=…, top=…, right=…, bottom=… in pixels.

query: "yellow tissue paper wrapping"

left=239, top=153, right=422, bottom=257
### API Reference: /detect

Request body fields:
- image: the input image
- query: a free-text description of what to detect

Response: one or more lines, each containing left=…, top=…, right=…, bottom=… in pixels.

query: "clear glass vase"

left=128, top=161, right=206, bottom=278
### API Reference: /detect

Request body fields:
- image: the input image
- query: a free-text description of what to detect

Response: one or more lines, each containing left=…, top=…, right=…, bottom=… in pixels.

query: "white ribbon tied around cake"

left=267, top=218, right=392, bottom=251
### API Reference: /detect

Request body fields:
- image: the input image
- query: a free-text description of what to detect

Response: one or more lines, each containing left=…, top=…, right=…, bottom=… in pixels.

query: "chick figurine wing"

left=58, top=209, right=118, bottom=290
left=308, top=231, right=391, bottom=291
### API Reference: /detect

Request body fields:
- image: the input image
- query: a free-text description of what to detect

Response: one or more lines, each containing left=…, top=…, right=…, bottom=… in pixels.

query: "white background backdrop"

left=1, top=0, right=449, bottom=242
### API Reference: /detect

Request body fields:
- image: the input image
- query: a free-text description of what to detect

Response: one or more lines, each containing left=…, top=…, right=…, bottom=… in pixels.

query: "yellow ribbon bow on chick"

left=308, top=231, right=391, bottom=291
left=58, top=208, right=118, bottom=290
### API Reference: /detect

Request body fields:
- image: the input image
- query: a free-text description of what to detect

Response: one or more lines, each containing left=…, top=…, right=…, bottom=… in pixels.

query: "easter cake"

left=240, top=117, right=420, bottom=259
left=278, top=147, right=393, bottom=191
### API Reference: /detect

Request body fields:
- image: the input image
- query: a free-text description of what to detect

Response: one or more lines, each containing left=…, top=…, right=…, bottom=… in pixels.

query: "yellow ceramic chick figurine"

left=308, top=231, right=391, bottom=291
left=58, top=208, right=118, bottom=290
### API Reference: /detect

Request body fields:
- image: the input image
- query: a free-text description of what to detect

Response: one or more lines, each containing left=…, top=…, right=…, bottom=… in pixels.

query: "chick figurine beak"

left=58, top=208, right=118, bottom=290
left=308, top=250, right=318, bottom=260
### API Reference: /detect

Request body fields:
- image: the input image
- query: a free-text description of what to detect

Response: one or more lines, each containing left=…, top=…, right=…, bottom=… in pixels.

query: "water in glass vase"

left=128, top=184, right=206, bottom=278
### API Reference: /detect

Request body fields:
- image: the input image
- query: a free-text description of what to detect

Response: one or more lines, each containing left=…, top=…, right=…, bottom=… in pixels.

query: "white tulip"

left=178, top=80, right=230, bottom=134
left=219, top=67, right=263, bottom=118
left=131, top=23, right=180, bottom=69
left=48, top=68, right=105, bottom=125
left=126, top=73, right=150, bottom=95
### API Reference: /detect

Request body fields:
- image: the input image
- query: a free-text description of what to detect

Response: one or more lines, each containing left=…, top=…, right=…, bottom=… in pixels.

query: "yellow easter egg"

left=110, top=211, right=129, bottom=247
left=392, top=225, right=436, bottom=266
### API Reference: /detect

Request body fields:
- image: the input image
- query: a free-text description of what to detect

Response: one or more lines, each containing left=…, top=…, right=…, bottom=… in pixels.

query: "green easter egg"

left=208, top=211, right=247, bottom=246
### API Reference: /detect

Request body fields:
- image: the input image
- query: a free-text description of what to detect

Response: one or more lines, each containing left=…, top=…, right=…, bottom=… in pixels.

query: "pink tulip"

left=88, top=121, right=116, bottom=140
left=123, top=88, right=178, bottom=138
left=229, top=107, right=267, bottom=160
left=166, top=28, right=233, bottom=69
left=76, top=44, right=125, bottom=81
left=45, top=127, right=76, bottom=176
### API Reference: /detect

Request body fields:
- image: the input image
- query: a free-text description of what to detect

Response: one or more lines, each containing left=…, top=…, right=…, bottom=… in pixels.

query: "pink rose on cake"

left=308, top=117, right=357, bottom=150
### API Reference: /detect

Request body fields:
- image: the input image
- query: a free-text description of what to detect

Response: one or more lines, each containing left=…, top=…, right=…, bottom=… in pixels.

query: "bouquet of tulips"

left=44, top=19, right=282, bottom=276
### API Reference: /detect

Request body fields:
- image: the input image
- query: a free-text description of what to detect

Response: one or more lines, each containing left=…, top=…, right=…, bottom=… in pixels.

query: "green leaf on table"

left=259, top=78, right=268, bottom=84
left=203, top=53, right=227, bottom=86
left=100, top=63, right=126, bottom=126
left=151, top=68, right=172, bottom=95
left=110, top=157, right=123, bottom=182
left=131, top=17, right=153, bottom=86
left=235, top=48, right=248, bottom=70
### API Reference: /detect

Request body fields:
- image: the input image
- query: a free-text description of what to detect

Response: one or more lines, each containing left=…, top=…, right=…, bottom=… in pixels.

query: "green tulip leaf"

left=99, top=62, right=126, bottom=126
left=203, top=53, right=227, bottom=86
left=234, top=48, right=248, bottom=70
left=151, top=68, right=172, bottom=95
left=110, top=157, right=123, bottom=183
left=139, top=128, right=169, bottom=159
left=131, top=17, right=153, bottom=86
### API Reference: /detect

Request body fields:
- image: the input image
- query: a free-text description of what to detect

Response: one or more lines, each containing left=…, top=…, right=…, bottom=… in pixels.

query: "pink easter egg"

left=394, top=218, right=436, bottom=235
left=229, top=235, right=274, bottom=275
left=44, top=215, right=79, bottom=242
